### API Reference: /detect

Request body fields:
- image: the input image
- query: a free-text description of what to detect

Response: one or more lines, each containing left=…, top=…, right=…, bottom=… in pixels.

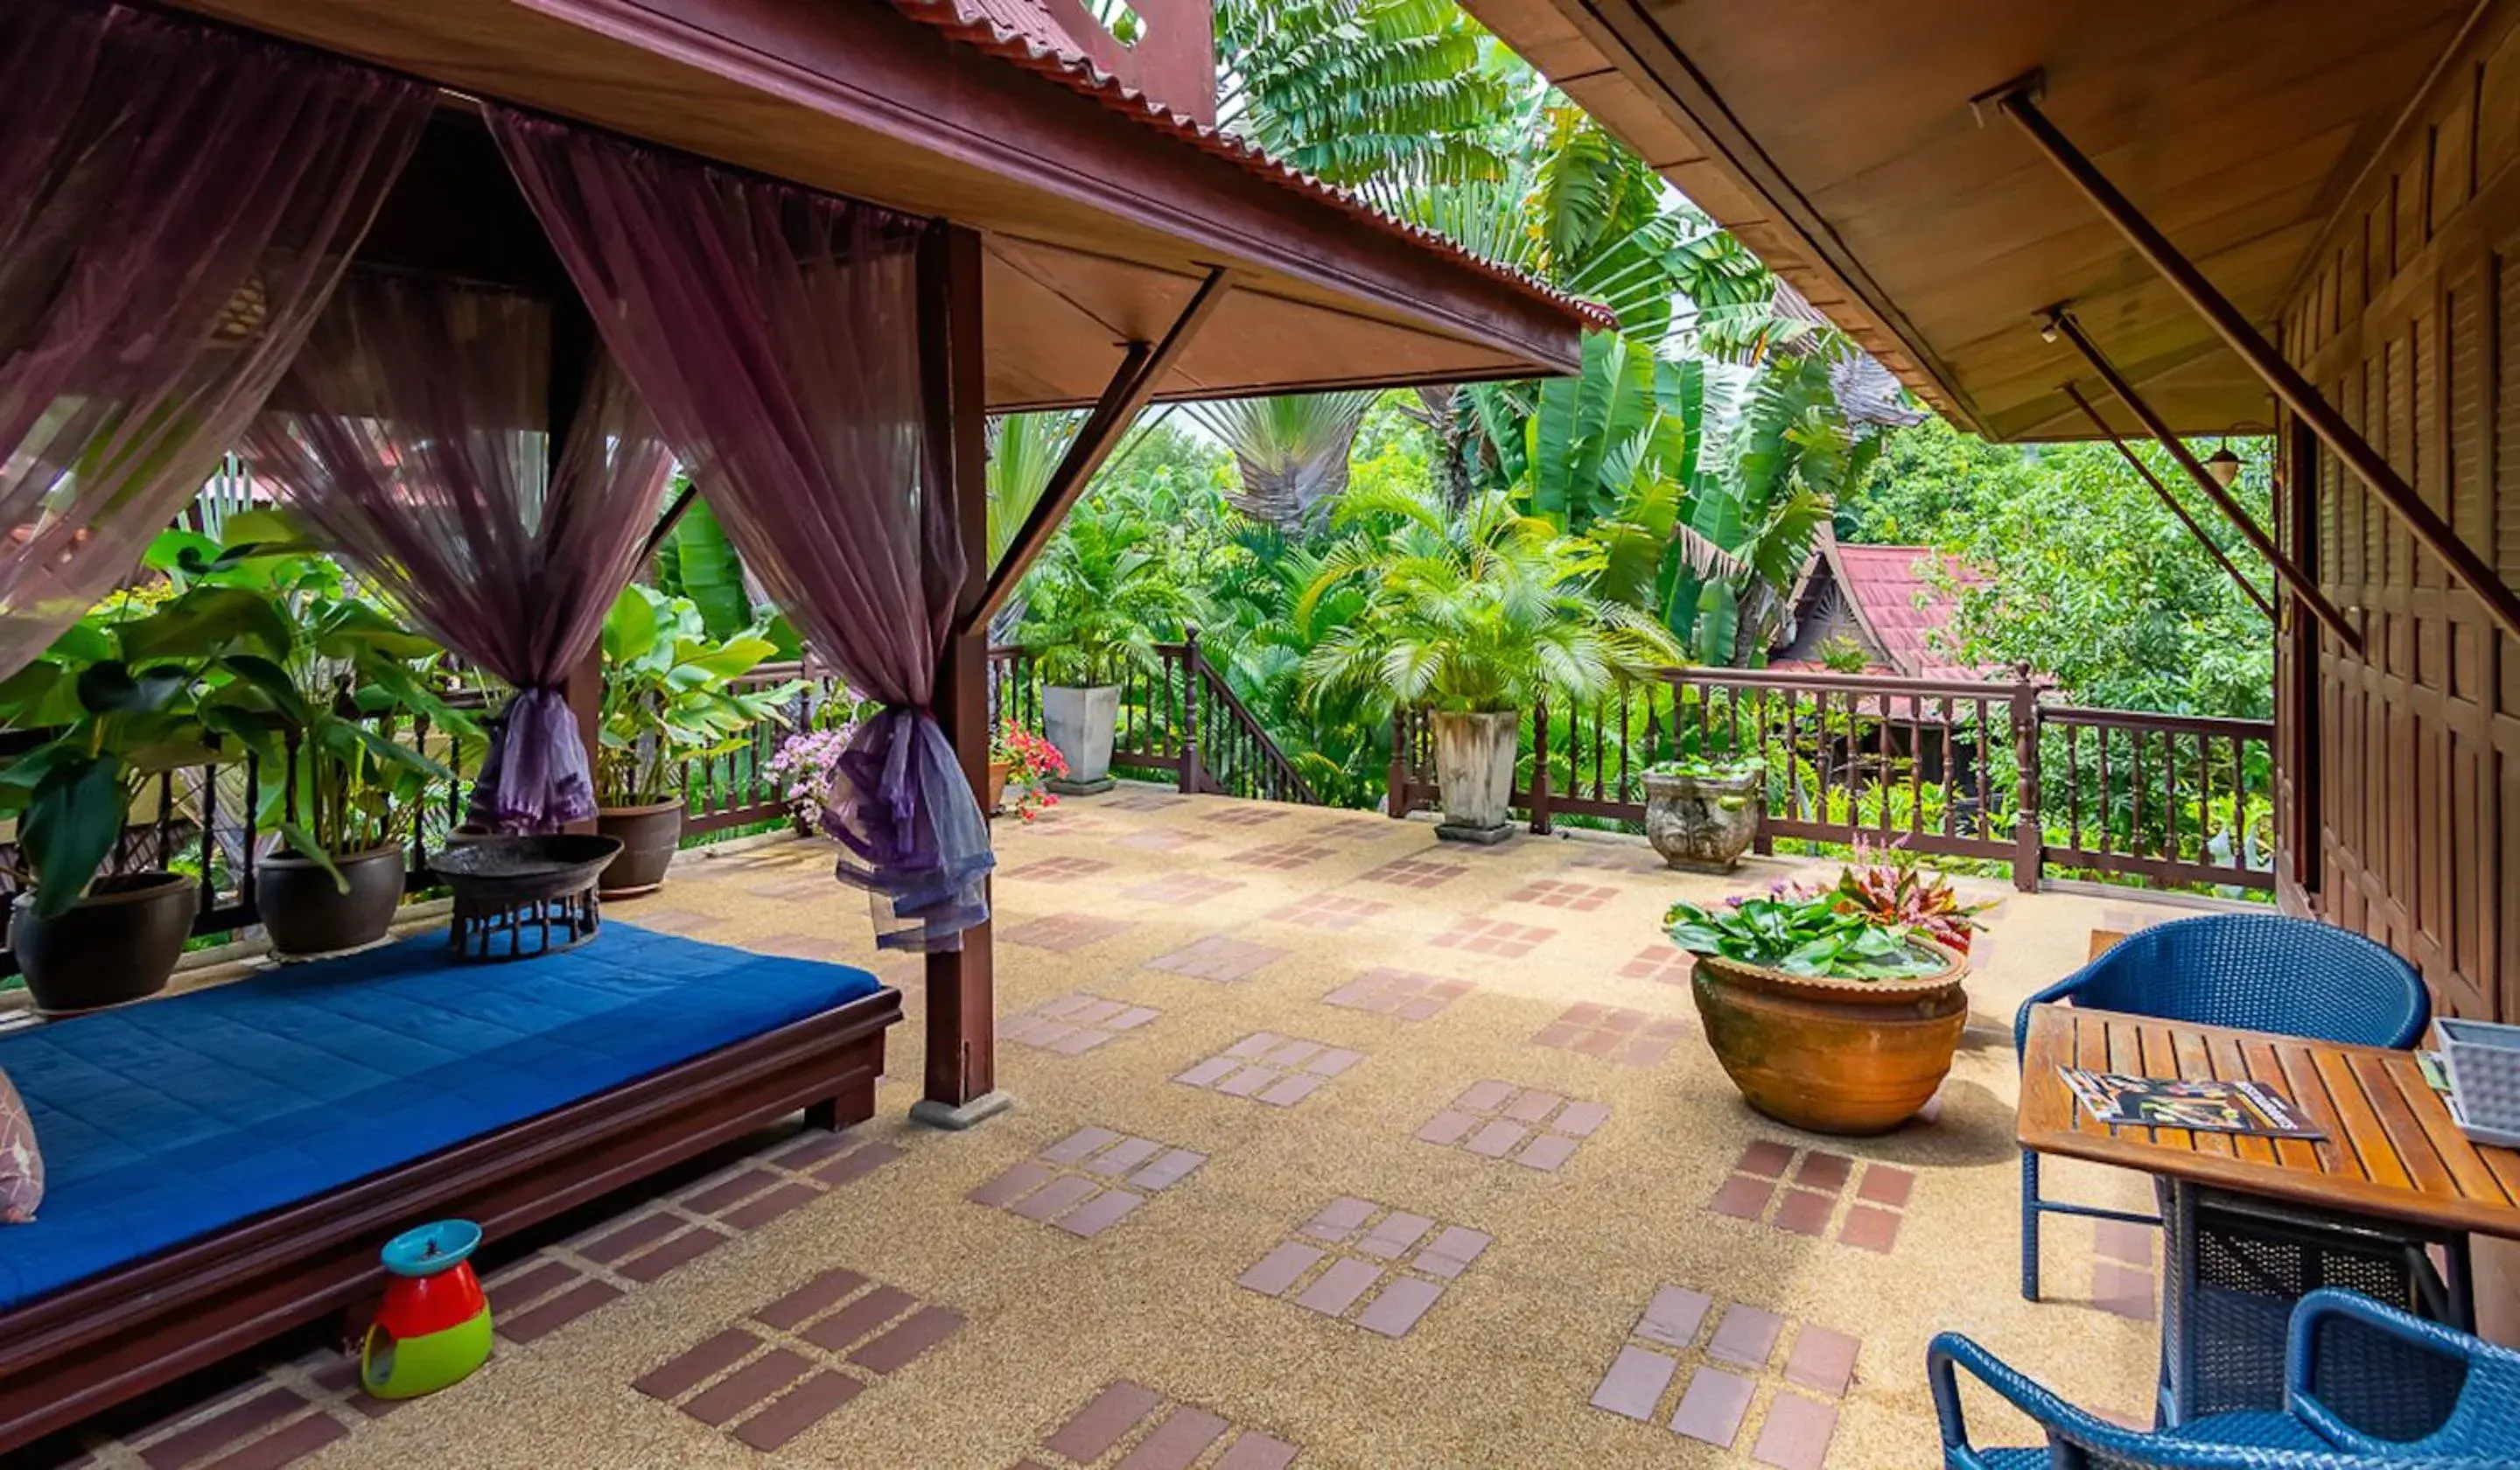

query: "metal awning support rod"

left=960, top=267, right=1235, bottom=637
left=634, top=480, right=701, bottom=569
left=2050, top=312, right=2362, bottom=655
left=1994, top=84, right=2520, bottom=647
left=2058, top=382, right=2277, bottom=623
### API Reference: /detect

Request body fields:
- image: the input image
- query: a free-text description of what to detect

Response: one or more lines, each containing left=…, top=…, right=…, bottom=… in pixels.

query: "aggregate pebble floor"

left=41, top=786, right=2188, bottom=1468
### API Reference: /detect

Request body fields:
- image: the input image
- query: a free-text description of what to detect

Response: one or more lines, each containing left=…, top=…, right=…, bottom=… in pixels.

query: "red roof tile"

left=1828, top=543, right=1984, bottom=680
left=886, top=0, right=1616, bottom=333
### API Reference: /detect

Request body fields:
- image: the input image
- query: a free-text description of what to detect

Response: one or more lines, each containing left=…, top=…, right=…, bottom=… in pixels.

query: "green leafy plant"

left=1017, top=494, right=1198, bottom=689
left=1647, top=754, right=1762, bottom=782
left=597, top=584, right=801, bottom=805
left=1808, top=840, right=1991, bottom=956
left=1297, top=481, right=1681, bottom=714
left=1816, top=633, right=1871, bottom=675
left=1662, top=891, right=1948, bottom=980
left=0, top=537, right=296, bottom=915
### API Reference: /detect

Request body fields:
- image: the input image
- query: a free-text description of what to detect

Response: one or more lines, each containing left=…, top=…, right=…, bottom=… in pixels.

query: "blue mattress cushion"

left=0, top=923, right=886, bottom=1310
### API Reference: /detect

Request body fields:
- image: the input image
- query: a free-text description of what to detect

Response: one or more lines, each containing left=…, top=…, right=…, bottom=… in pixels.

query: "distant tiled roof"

left=1830, top=542, right=1984, bottom=680
left=887, top=0, right=1618, bottom=332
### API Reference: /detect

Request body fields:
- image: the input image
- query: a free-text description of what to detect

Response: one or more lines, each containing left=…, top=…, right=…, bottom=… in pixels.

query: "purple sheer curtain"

left=247, top=274, right=675, bottom=831
left=489, top=109, right=990, bottom=951
left=0, top=0, right=428, bottom=678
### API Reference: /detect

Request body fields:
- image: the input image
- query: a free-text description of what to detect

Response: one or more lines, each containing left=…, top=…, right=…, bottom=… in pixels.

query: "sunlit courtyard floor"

left=45, top=785, right=2223, bottom=1469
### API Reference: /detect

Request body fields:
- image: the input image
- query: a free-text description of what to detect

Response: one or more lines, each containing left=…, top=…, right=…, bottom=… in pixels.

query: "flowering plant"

left=766, top=725, right=855, bottom=832
left=1762, top=838, right=1991, bottom=956
left=992, top=722, right=1066, bottom=822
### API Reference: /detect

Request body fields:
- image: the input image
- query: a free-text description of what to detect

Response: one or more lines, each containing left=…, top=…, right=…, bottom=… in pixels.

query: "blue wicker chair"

left=1928, top=1289, right=2520, bottom=1467
left=2016, top=914, right=2429, bottom=1300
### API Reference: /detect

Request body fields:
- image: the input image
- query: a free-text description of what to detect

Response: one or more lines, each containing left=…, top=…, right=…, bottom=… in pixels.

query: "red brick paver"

left=1532, top=1003, right=1688, bottom=1066
left=1002, top=993, right=1161, bottom=1054
left=1323, top=968, right=1471, bottom=1019
left=1239, top=1198, right=1488, bottom=1339
left=1618, top=943, right=1697, bottom=985
left=1001, top=913, right=1137, bottom=952
left=1001, top=856, right=1116, bottom=884
left=1121, top=873, right=1244, bottom=906
left=1507, top=878, right=1621, bottom=911
left=1430, top=914, right=1558, bottom=959
left=1414, top=1081, right=1610, bottom=1172
left=1228, top=841, right=1338, bottom=871
left=1587, top=1284, right=1857, bottom=1464
left=1144, top=935, right=1288, bottom=984
left=1269, top=893, right=1392, bottom=932
left=1175, top=1032, right=1363, bottom=1107
left=1201, top=806, right=1286, bottom=828
left=1029, top=1382, right=1303, bottom=1468
left=1709, top=1142, right=1916, bottom=1255
left=1357, top=856, right=1466, bottom=889
left=969, top=1127, right=1205, bottom=1236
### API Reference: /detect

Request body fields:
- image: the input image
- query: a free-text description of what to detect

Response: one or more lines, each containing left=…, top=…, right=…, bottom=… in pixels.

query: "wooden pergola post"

left=912, top=221, right=1012, bottom=1130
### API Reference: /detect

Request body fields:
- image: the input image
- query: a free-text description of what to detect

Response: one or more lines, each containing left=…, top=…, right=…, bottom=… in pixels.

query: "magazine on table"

left=2059, top=1068, right=2328, bottom=1139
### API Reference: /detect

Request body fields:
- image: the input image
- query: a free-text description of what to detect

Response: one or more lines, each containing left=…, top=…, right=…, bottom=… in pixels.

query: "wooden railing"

left=1393, top=667, right=2274, bottom=893
left=988, top=634, right=1321, bottom=806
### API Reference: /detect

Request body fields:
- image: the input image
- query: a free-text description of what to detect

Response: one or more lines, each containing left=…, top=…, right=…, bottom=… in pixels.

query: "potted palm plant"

left=593, top=584, right=799, bottom=896
left=1016, top=496, right=1194, bottom=794
left=183, top=519, right=477, bottom=958
left=1665, top=851, right=1986, bottom=1135
left=1300, top=485, right=1678, bottom=843
left=0, top=547, right=297, bottom=1012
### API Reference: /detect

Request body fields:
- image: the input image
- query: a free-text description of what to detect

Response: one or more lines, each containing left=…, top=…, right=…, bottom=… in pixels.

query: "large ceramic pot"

left=1690, top=939, right=1967, bottom=1136
left=10, top=872, right=198, bottom=1016
left=256, top=844, right=407, bottom=959
left=988, top=759, right=1013, bottom=817
left=1644, top=768, right=1763, bottom=872
left=1042, top=684, right=1119, bottom=795
left=1431, top=709, right=1516, bottom=844
left=596, top=798, right=684, bottom=897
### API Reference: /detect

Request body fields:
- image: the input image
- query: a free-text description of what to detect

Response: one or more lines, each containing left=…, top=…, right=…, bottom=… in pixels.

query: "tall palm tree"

left=1186, top=393, right=1376, bottom=533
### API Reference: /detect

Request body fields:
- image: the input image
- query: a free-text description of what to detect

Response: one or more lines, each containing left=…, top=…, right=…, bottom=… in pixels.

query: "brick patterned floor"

left=616, top=906, right=724, bottom=936
left=1001, top=913, right=1138, bottom=952
left=1310, top=816, right=1396, bottom=841
left=1709, top=1143, right=1915, bottom=1255
left=752, top=929, right=850, bottom=962
left=1429, top=914, right=1558, bottom=959
left=1143, top=934, right=1289, bottom=984
left=1106, top=793, right=1189, bottom=812
left=1588, top=1284, right=1858, bottom=1469
left=1413, top=1081, right=1611, bottom=1172
left=1505, top=878, right=1621, bottom=912
left=1002, top=993, right=1162, bottom=1054
left=107, top=1357, right=382, bottom=1470
left=967, top=1127, right=1207, bottom=1237
left=1356, top=856, right=1466, bottom=889
left=1001, top=856, right=1116, bottom=884
left=634, top=1269, right=963, bottom=1451
left=1268, top=892, right=1392, bottom=932
left=1174, top=1032, right=1365, bottom=1107
left=1018, top=1382, right=1301, bottom=1469
left=489, top=1127, right=906, bottom=1345
left=1201, top=806, right=1286, bottom=828
left=1531, top=1004, right=1689, bottom=1066
left=1114, top=829, right=1205, bottom=853
left=1228, top=841, right=1339, bottom=872
left=1617, top=943, right=1698, bottom=985
left=2090, top=1218, right=2160, bottom=1321
left=1236, top=1198, right=1490, bottom=1339
left=1121, top=873, right=1245, bottom=906
left=1561, top=844, right=1671, bottom=872
left=1321, top=967, right=1473, bottom=1020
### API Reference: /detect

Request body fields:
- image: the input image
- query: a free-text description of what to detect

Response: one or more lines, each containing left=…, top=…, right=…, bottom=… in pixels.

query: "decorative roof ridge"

left=889, top=0, right=1617, bottom=333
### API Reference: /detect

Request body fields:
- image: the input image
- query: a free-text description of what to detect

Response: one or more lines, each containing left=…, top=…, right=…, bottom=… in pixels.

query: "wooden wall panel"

left=2284, top=2, right=2516, bottom=1043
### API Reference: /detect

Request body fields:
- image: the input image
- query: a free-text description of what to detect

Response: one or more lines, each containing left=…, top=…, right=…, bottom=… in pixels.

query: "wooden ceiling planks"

left=1466, top=0, right=2478, bottom=438
left=167, top=0, right=1587, bottom=408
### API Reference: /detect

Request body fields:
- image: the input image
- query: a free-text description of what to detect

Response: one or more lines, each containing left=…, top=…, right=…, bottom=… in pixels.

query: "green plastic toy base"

left=361, top=1309, right=493, bottom=1400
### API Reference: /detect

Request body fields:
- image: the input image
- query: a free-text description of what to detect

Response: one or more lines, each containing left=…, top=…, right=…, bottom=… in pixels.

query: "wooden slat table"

left=2019, top=1003, right=2520, bottom=1239
left=2018, top=1003, right=2520, bottom=1426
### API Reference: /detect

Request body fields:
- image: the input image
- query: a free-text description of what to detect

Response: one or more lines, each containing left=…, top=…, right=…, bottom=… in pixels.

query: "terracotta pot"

left=1042, top=684, right=1118, bottom=794
left=1644, top=768, right=1763, bottom=872
left=595, top=799, right=685, bottom=897
left=1690, top=940, right=1968, bottom=1136
left=1431, top=709, right=1516, bottom=844
left=988, top=760, right=1013, bottom=816
left=10, top=872, right=198, bottom=1016
left=256, top=844, right=408, bottom=959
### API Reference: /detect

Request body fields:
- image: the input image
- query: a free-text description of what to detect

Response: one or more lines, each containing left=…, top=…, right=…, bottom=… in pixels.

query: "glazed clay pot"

left=596, top=799, right=685, bottom=897
left=1042, top=685, right=1119, bottom=794
left=10, top=872, right=198, bottom=1015
left=1690, top=940, right=1968, bottom=1136
left=256, top=844, right=408, bottom=959
left=1644, top=768, right=1763, bottom=872
left=1431, top=709, right=1516, bottom=844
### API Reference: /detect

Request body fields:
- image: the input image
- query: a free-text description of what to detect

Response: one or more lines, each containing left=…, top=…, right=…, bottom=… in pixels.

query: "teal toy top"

left=380, top=1219, right=481, bottom=1278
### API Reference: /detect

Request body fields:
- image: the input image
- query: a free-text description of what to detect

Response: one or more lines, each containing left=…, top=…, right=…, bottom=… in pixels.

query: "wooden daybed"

left=0, top=923, right=899, bottom=1454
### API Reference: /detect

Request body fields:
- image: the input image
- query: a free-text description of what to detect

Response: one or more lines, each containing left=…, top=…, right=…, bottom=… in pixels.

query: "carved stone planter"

left=1431, top=709, right=1516, bottom=845
left=1644, top=768, right=1762, bottom=872
left=1691, top=941, right=1968, bottom=1136
left=1042, top=684, right=1119, bottom=795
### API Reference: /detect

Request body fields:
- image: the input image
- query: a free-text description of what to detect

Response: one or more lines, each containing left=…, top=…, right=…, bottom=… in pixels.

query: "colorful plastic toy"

left=360, top=1219, right=493, bottom=1400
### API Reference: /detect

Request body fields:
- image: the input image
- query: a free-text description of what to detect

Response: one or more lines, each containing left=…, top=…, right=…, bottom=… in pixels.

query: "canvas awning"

left=1461, top=0, right=2481, bottom=439
left=168, top=0, right=1606, bottom=410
